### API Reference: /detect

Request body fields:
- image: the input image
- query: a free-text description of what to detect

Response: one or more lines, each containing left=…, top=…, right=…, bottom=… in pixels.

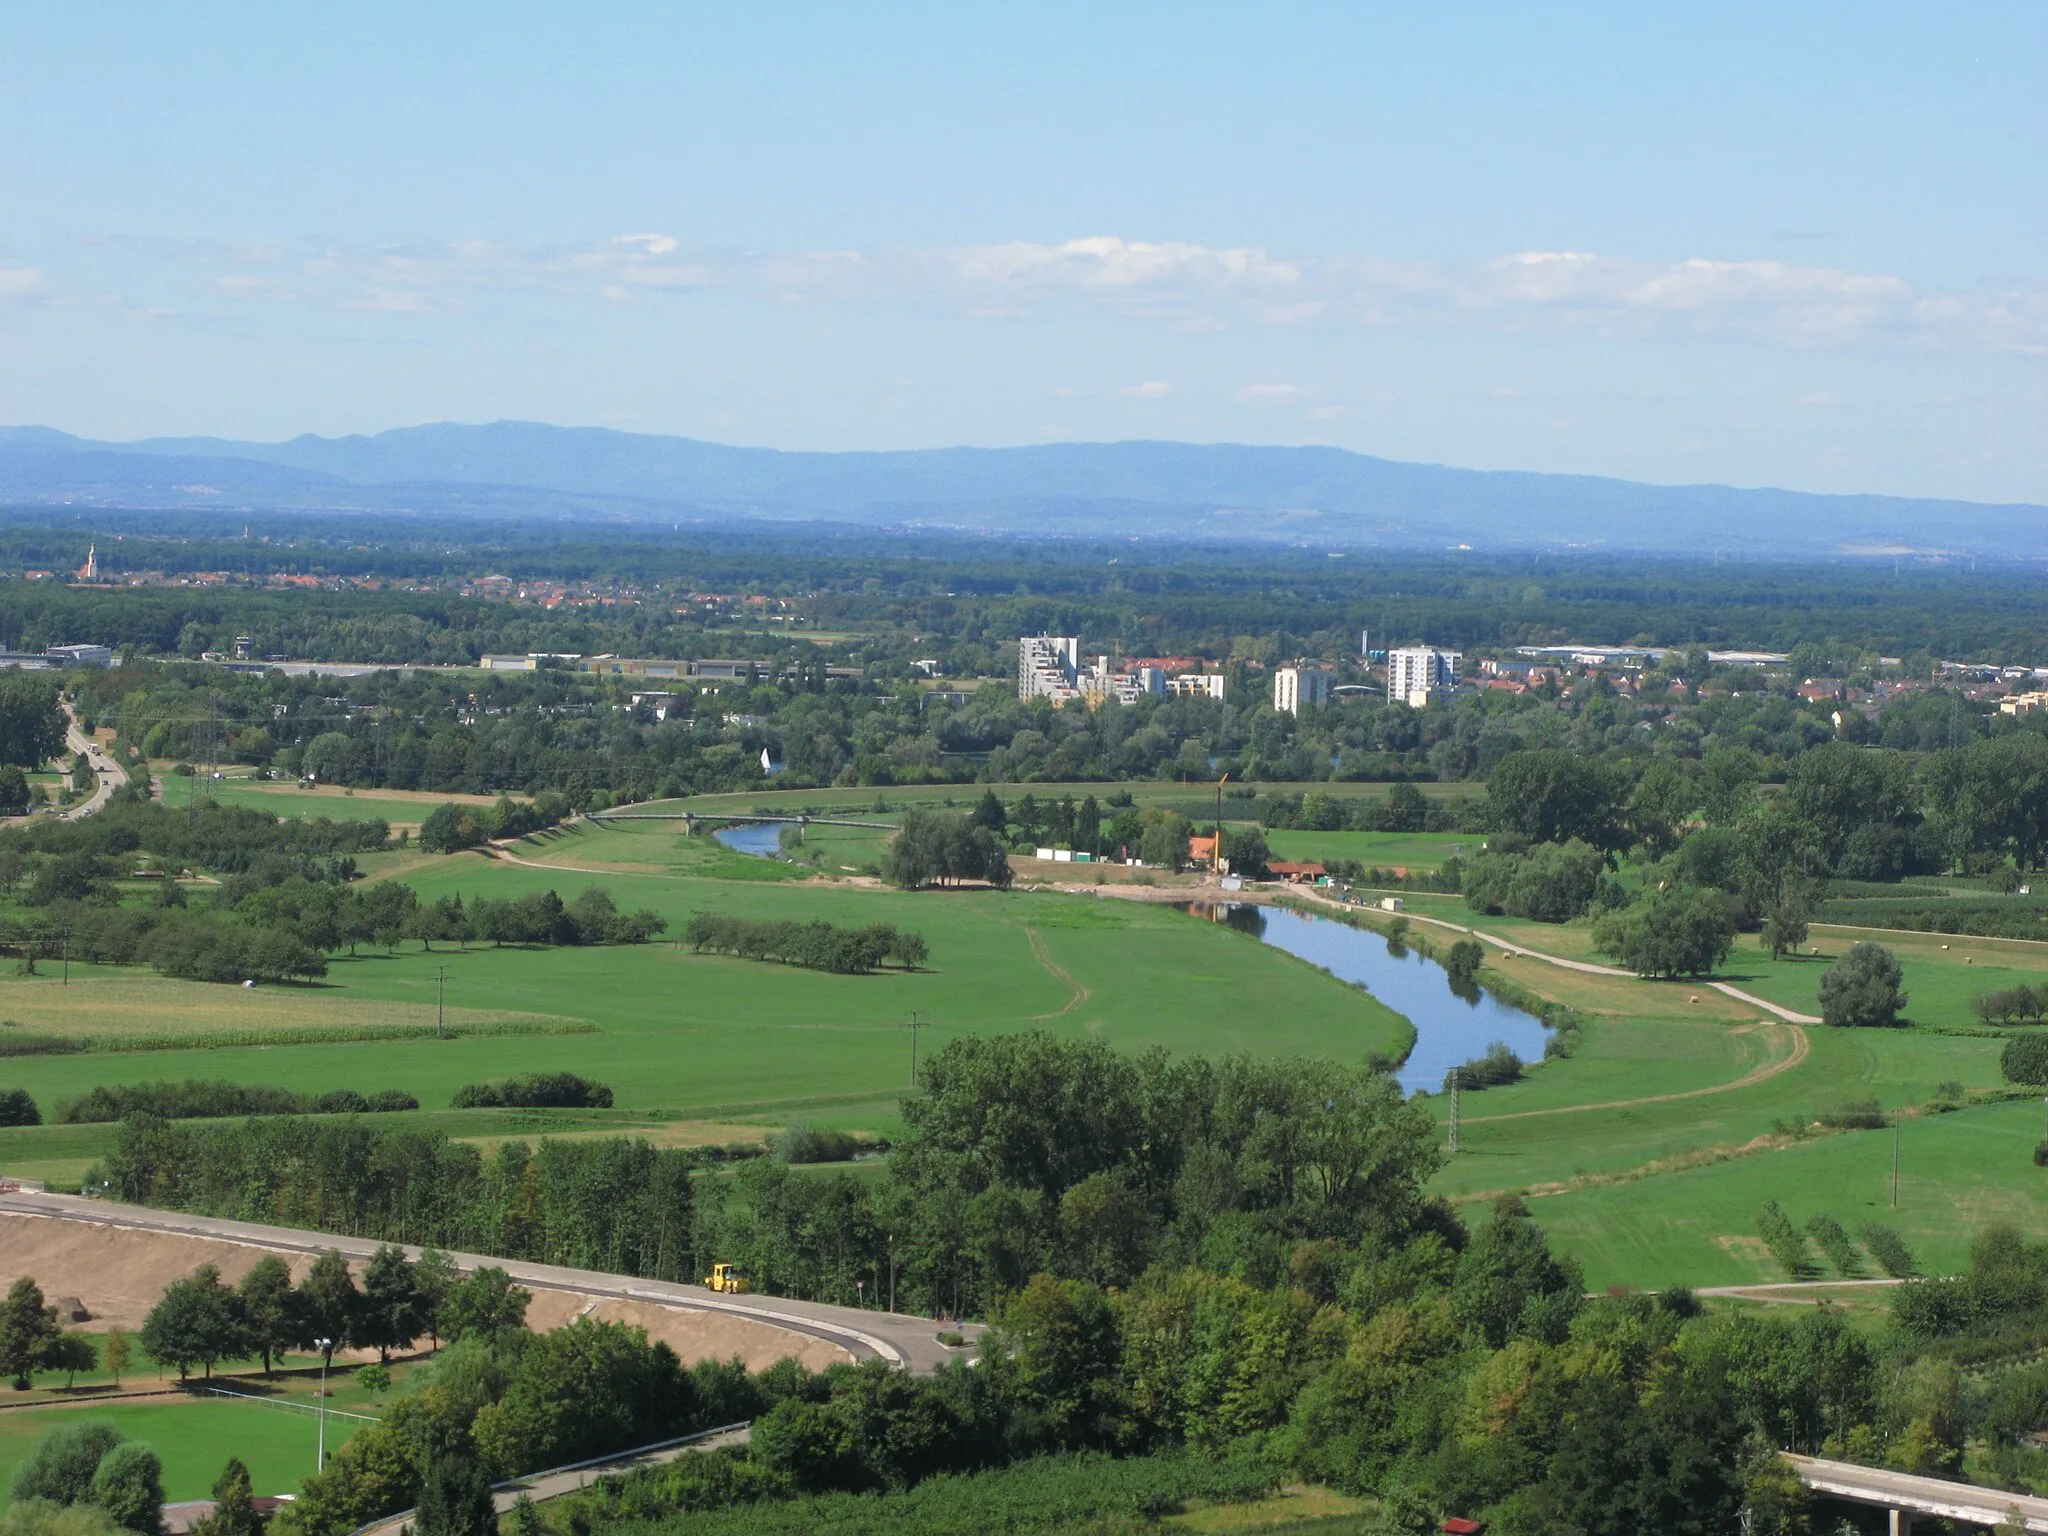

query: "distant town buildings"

left=1017, top=635, right=1221, bottom=706
left=1387, top=647, right=1460, bottom=707
left=1272, top=665, right=1331, bottom=715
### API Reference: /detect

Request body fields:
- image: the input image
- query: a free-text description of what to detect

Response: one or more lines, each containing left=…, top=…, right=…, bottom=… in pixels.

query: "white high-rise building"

left=1387, top=647, right=1460, bottom=708
left=1272, top=665, right=1331, bottom=716
left=1018, top=635, right=1081, bottom=702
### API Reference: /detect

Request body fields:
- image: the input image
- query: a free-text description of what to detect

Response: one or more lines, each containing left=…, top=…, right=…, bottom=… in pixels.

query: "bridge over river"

left=588, top=808, right=897, bottom=830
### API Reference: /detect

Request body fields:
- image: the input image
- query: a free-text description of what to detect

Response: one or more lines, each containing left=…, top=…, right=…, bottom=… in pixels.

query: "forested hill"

left=3, top=422, right=2042, bottom=556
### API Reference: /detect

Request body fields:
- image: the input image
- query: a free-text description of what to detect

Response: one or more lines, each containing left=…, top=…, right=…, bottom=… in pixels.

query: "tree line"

left=55, top=1079, right=418, bottom=1124
left=683, top=914, right=928, bottom=973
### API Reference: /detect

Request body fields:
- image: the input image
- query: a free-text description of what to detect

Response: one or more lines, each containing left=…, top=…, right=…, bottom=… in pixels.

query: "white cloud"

left=1118, top=380, right=1172, bottom=398
left=1239, top=383, right=1307, bottom=400
left=51, top=227, right=2044, bottom=357
left=1307, top=405, right=1347, bottom=421
left=0, top=267, right=43, bottom=297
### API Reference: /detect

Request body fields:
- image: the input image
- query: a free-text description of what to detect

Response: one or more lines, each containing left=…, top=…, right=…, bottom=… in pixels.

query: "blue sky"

left=1, top=3, right=2040, bottom=501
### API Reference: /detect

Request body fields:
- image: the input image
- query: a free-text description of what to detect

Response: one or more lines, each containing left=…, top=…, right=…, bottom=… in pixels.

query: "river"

left=708, top=820, right=1547, bottom=1093
left=713, top=823, right=787, bottom=857
left=1179, top=902, right=1550, bottom=1094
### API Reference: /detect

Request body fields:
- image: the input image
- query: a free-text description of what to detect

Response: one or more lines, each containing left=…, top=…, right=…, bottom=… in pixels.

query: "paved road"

left=58, top=702, right=127, bottom=820
left=1789, top=1452, right=2048, bottom=1531
left=0, top=1191, right=978, bottom=1374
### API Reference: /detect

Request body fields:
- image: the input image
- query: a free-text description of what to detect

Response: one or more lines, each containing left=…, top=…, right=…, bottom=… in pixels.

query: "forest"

left=48, top=1030, right=2048, bottom=1534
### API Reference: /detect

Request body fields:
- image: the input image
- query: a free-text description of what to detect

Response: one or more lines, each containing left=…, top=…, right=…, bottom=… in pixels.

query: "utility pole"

left=1448, top=1068, right=1460, bottom=1155
left=1891, top=1109, right=1901, bottom=1210
left=907, top=1011, right=923, bottom=1086
left=436, top=966, right=446, bottom=1038
left=314, top=1340, right=333, bottom=1470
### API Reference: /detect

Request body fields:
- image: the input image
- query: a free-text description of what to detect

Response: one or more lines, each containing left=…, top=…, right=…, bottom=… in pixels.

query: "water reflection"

left=1178, top=901, right=1551, bottom=1095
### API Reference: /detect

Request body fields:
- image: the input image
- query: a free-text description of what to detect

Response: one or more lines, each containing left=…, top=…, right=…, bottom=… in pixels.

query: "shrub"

left=1814, top=1096, right=1887, bottom=1131
left=1860, top=1223, right=1917, bottom=1277
left=1818, top=942, right=1907, bottom=1028
left=0, top=1035, right=83, bottom=1058
left=770, top=1125, right=858, bottom=1164
left=2002, top=1034, right=2048, bottom=1086
left=87, top=1444, right=163, bottom=1536
left=1444, top=1042, right=1523, bottom=1092
left=450, top=1073, right=613, bottom=1110
left=10, top=1423, right=126, bottom=1505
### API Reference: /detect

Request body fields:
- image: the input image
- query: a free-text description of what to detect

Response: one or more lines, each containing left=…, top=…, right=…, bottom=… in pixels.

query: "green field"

left=0, top=1393, right=368, bottom=1503
left=183, top=778, right=511, bottom=826
left=1262, top=830, right=1476, bottom=870
left=0, top=839, right=1413, bottom=1183
left=1533, top=1097, right=2048, bottom=1289
left=12, top=803, right=2048, bottom=1296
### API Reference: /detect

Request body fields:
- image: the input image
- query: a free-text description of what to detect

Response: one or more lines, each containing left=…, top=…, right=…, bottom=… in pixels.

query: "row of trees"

left=56, top=1079, right=416, bottom=1124
left=683, top=913, right=928, bottom=973
left=19, top=879, right=665, bottom=985
left=101, top=1116, right=698, bottom=1278
left=136, top=1247, right=530, bottom=1378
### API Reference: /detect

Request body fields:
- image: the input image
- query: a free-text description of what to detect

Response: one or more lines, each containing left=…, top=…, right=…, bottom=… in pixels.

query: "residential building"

left=2002, top=692, right=2048, bottom=717
left=1020, top=636, right=1174, bottom=706
left=1165, top=673, right=1226, bottom=701
left=1018, top=634, right=1082, bottom=702
left=1267, top=860, right=1327, bottom=884
left=1272, top=665, right=1331, bottom=715
left=1387, top=647, right=1460, bottom=707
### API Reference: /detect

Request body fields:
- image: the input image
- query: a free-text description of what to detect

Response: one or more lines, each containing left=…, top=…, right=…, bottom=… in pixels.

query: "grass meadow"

left=8, top=800, right=2048, bottom=1294
left=1263, top=830, right=1476, bottom=870
left=0, top=840, right=1413, bottom=1183
left=0, top=1392, right=370, bottom=1502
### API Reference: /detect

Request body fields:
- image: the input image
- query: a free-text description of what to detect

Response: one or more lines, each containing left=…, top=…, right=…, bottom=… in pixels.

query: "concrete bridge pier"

left=1888, top=1510, right=1913, bottom=1536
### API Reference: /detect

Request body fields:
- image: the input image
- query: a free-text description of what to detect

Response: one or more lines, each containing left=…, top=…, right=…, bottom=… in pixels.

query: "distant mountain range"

left=0, top=421, right=2038, bottom=556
